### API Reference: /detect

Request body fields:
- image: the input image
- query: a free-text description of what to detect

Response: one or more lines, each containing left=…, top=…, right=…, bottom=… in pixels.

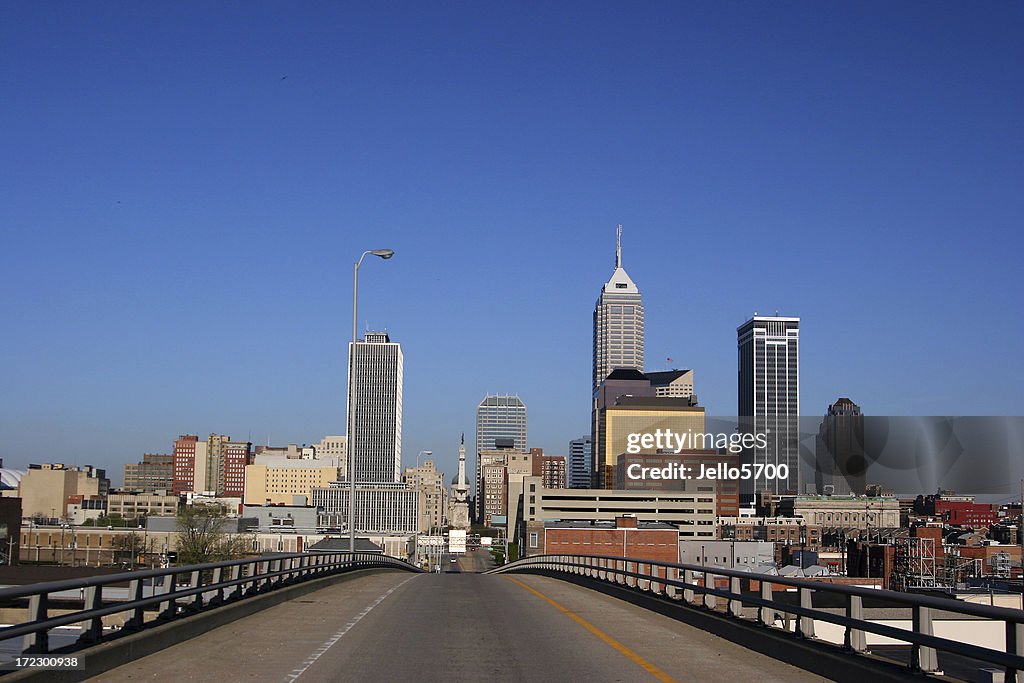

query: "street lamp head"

left=370, top=249, right=394, bottom=259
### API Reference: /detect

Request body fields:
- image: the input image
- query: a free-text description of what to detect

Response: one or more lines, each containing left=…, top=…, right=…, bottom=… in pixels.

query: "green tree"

left=175, top=504, right=243, bottom=565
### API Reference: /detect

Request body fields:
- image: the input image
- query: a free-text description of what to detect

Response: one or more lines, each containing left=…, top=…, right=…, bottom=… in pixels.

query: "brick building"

left=934, top=500, right=998, bottom=529
left=526, top=516, right=678, bottom=563
left=534, top=455, right=567, bottom=489
left=172, top=435, right=198, bottom=495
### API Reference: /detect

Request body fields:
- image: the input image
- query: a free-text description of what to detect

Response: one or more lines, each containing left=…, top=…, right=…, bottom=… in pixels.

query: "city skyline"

left=3, top=3, right=1022, bottom=485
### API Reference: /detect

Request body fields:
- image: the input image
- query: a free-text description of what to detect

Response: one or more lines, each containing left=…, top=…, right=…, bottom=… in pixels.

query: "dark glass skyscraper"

left=737, top=316, right=800, bottom=497
left=567, top=436, right=592, bottom=489
left=815, top=398, right=865, bottom=496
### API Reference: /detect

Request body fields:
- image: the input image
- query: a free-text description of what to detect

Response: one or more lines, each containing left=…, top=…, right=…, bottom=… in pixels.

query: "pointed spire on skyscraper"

left=616, top=224, right=622, bottom=268
left=594, top=223, right=644, bottom=392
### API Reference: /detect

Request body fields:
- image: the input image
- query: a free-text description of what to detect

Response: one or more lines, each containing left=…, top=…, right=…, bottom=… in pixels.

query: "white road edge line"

left=283, top=575, right=417, bottom=682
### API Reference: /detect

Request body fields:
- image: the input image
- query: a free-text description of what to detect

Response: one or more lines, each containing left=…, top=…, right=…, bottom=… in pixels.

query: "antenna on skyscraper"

left=616, top=224, right=622, bottom=268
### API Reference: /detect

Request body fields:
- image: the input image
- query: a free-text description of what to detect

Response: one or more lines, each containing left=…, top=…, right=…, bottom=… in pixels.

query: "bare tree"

left=175, top=504, right=242, bottom=565
left=113, top=532, right=146, bottom=568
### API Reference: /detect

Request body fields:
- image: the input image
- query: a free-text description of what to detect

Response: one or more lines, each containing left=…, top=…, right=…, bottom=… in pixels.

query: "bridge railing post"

left=272, top=559, right=283, bottom=587
left=159, top=573, right=177, bottom=619
left=683, top=569, right=696, bottom=605
left=845, top=594, right=866, bottom=652
left=227, top=564, right=241, bottom=600
left=1006, top=621, right=1024, bottom=683
left=650, top=564, right=661, bottom=594
left=23, top=592, right=49, bottom=653
left=258, top=561, right=270, bottom=591
left=209, top=566, right=224, bottom=605
left=666, top=567, right=678, bottom=600
left=757, top=578, right=773, bottom=625
left=125, top=578, right=146, bottom=629
left=728, top=576, right=743, bottom=618
left=797, top=587, right=815, bottom=639
left=911, top=605, right=938, bottom=672
left=247, top=560, right=261, bottom=595
left=78, top=585, right=104, bottom=644
left=190, top=570, right=203, bottom=609
left=702, top=571, right=716, bottom=610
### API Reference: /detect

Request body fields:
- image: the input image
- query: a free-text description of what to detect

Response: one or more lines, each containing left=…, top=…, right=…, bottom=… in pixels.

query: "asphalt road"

left=88, top=569, right=826, bottom=683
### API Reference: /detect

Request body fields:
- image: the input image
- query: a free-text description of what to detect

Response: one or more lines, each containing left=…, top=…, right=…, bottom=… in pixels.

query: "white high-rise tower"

left=593, top=225, right=645, bottom=391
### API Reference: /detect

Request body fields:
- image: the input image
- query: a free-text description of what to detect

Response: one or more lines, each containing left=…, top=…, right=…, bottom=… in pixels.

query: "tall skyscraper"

left=737, top=315, right=800, bottom=497
left=348, top=331, right=404, bottom=484
left=592, top=225, right=645, bottom=391
left=567, top=436, right=592, bottom=489
left=815, top=398, right=866, bottom=496
left=474, top=394, right=527, bottom=521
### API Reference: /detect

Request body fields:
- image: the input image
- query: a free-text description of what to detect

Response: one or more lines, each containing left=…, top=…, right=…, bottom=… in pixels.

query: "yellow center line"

left=504, top=576, right=678, bottom=683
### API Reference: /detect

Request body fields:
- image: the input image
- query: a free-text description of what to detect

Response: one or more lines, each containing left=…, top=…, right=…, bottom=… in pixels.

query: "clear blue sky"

left=2, top=2, right=1021, bottom=485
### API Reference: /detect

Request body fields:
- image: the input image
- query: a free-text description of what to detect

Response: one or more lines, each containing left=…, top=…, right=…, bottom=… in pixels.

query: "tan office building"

left=243, top=454, right=342, bottom=506
left=107, top=491, right=179, bottom=519
left=18, top=464, right=108, bottom=520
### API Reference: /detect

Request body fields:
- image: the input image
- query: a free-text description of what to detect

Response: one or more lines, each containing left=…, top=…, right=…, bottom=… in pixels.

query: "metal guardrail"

left=489, top=554, right=1024, bottom=680
left=0, top=552, right=421, bottom=656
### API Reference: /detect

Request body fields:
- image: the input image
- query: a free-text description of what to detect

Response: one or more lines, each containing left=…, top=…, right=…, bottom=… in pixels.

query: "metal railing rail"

left=489, top=554, right=1024, bottom=680
left=0, top=551, right=421, bottom=656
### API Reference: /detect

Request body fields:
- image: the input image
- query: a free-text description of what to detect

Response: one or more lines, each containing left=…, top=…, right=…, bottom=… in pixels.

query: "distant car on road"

left=450, top=557, right=457, bottom=563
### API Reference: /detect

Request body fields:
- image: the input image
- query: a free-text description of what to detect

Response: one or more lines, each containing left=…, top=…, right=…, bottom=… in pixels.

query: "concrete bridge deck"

left=88, top=567, right=828, bottom=683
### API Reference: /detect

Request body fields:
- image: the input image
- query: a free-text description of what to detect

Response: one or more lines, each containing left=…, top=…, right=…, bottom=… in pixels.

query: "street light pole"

left=348, top=248, right=395, bottom=555
left=416, top=450, right=432, bottom=469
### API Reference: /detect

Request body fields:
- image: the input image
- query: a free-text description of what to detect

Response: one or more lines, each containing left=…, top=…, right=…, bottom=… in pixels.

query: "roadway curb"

left=2, top=567, right=412, bottom=683
left=514, top=569, right=957, bottom=683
